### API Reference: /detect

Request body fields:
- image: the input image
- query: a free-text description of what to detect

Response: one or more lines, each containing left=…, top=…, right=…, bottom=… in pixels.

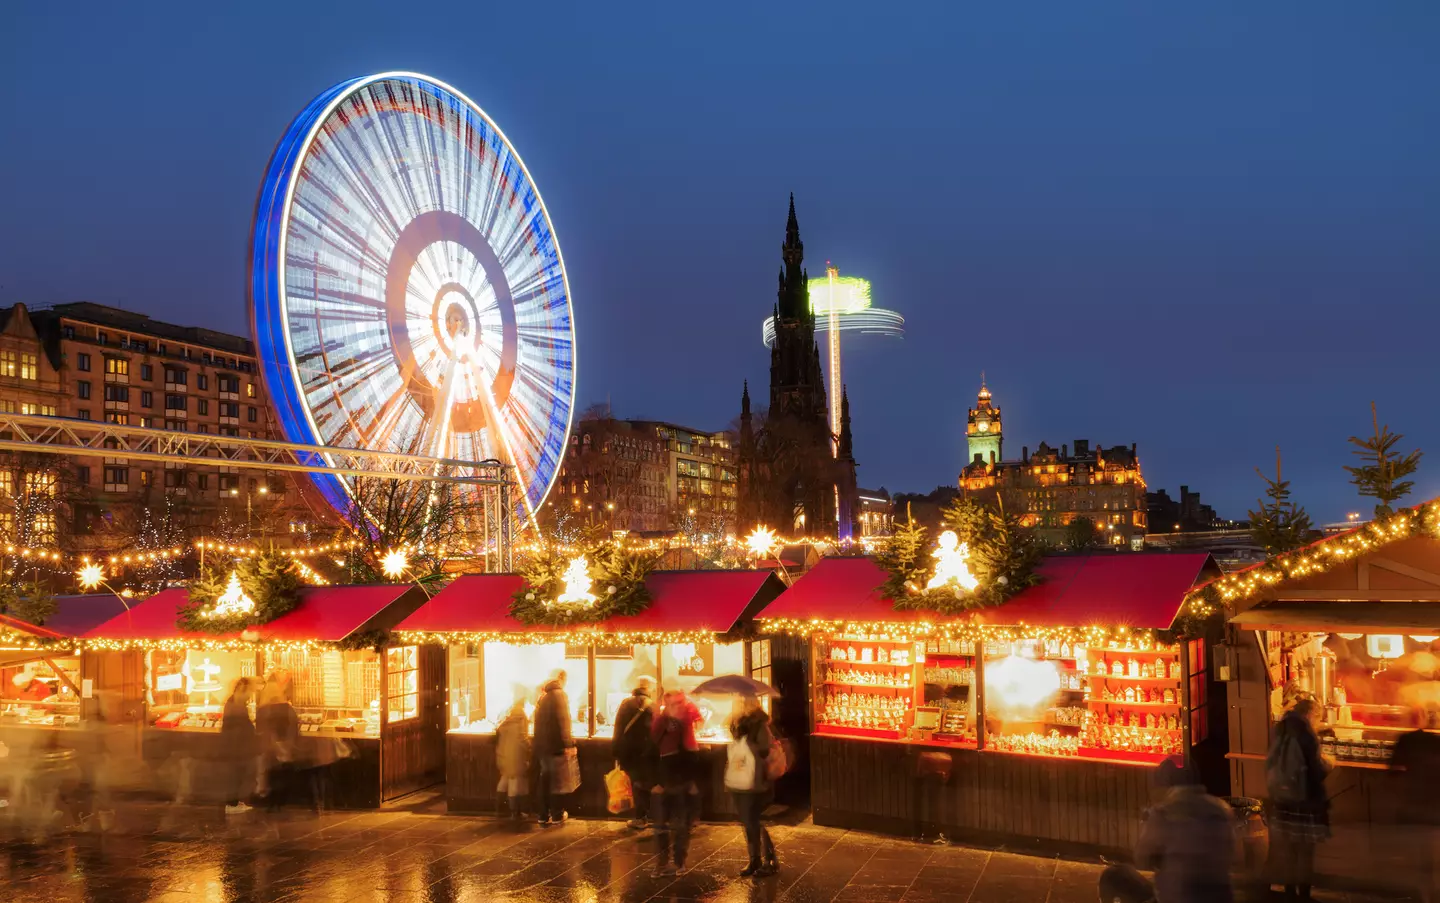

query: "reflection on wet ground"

left=0, top=801, right=1416, bottom=903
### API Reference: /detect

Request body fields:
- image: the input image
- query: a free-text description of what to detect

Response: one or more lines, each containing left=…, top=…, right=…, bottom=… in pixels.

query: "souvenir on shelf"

left=860, top=646, right=874, bottom=664
left=1127, top=658, right=1141, bottom=678
left=877, top=646, right=889, bottom=664
left=1111, top=660, right=1125, bottom=677
left=1142, top=662, right=1155, bottom=679
left=1124, top=686, right=1137, bottom=703
left=1163, top=689, right=1176, bottom=705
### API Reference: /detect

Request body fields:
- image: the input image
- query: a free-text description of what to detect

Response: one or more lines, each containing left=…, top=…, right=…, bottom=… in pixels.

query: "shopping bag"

left=765, top=738, right=791, bottom=782
left=605, top=763, right=633, bottom=813
left=551, top=749, right=580, bottom=795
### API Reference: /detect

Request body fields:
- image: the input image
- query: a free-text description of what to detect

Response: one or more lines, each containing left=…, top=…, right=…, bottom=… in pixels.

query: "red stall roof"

left=762, top=553, right=1213, bottom=631
left=84, top=584, right=422, bottom=643
left=0, top=594, right=130, bottom=642
left=396, top=569, right=785, bottom=638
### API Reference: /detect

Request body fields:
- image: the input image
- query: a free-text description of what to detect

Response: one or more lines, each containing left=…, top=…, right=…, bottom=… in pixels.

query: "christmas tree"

left=1345, top=402, right=1422, bottom=519
left=1248, top=447, right=1313, bottom=555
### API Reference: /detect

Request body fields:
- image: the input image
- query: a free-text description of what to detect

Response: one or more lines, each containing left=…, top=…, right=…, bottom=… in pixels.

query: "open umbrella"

left=690, top=674, right=779, bottom=697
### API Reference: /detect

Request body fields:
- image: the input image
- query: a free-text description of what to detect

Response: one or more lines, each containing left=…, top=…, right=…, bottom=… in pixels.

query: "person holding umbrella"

left=726, top=695, right=779, bottom=877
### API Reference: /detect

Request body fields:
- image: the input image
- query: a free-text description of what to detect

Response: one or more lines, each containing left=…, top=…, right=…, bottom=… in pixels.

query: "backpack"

left=725, top=738, right=757, bottom=791
left=765, top=738, right=790, bottom=782
left=1266, top=729, right=1308, bottom=805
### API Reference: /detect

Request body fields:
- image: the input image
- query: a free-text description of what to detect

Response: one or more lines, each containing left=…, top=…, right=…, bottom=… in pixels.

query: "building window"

left=140, top=364, right=152, bottom=381
left=197, top=374, right=208, bottom=391
left=220, top=426, right=239, bottom=437
left=141, top=390, right=153, bottom=408
left=76, top=466, right=90, bottom=485
left=105, top=357, right=129, bottom=376
left=197, top=474, right=209, bottom=490
left=197, top=399, right=209, bottom=416
left=247, top=406, right=257, bottom=423
left=164, top=367, right=186, bottom=386
left=97, top=332, right=107, bottom=345
left=77, top=353, right=91, bottom=372
left=19, top=354, right=37, bottom=380
left=0, top=351, right=16, bottom=378
left=165, top=395, right=187, bottom=411
left=104, top=385, right=128, bottom=402
left=138, top=416, right=153, bottom=428
left=165, top=419, right=184, bottom=431
left=247, top=381, right=256, bottom=398
left=386, top=646, right=419, bottom=722
left=195, top=423, right=209, bottom=434
left=103, top=466, right=129, bottom=491
left=105, top=412, right=129, bottom=425
left=77, top=409, right=91, bottom=420
left=139, top=470, right=151, bottom=487
left=220, top=402, right=238, bottom=418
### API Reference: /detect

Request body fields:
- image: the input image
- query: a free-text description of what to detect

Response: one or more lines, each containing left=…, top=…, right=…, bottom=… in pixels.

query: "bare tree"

left=339, top=472, right=494, bottom=581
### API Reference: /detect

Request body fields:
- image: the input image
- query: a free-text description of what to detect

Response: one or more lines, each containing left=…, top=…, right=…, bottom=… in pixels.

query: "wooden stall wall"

left=811, top=736, right=1156, bottom=855
left=381, top=644, right=446, bottom=801
left=762, top=633, right=811, bottom=805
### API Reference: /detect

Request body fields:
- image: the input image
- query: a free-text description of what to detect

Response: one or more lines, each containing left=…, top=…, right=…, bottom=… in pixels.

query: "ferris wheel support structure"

left=0, top=413, right=517, bottom=570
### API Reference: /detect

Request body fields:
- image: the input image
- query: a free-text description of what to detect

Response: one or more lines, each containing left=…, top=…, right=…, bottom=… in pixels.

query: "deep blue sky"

left=3, top=3, right=1438, bottom=523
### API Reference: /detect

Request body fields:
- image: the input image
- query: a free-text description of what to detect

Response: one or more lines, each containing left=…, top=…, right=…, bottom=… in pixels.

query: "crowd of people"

left=491, top=670, right=784, bottom=879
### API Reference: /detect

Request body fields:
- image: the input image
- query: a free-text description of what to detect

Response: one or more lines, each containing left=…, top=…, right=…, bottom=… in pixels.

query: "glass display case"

left=984, top=635, right=1184, bottom=762
left=447, top=640, right=746, bottom=743
left=146, top=646, right=383, bottom=736
left=0, top=656, right=82, bottom=728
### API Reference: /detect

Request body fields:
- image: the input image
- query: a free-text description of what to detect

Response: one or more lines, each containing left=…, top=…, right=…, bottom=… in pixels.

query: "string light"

left=2, top=544, right=65, bottom=562
left=293, top=560, right=330, bottom=586
left=745, top=526, right=779, bottom=558
left=1184, top=500, right=1440, bottom=619
left=381, top=548, right=410, bottom=579
left=394, top=628, right=735, bottom=647
left=759, top=616, right=1127, bottom=646
left=77, top=562, right=106, bottom=591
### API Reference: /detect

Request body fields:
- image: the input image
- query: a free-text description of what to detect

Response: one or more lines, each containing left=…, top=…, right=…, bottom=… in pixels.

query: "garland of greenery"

left=335, top=627, right=393, bottom=652
left=877, top=499, right=1042, bottom=615
left=178, top=550, right=303, bottom=634
left=0, top=580, right=57, bottom=628
left=510, top=542, right=657, bottom=627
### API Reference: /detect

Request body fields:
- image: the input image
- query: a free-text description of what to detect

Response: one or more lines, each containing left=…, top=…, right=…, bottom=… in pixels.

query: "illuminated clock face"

left=251, top=73, right=576, bottom=524
left=977, top=421, right=990, bottom=433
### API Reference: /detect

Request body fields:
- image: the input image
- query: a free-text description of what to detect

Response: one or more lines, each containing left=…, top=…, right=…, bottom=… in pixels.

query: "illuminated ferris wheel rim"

left=249, top=71, right=577, bottom=522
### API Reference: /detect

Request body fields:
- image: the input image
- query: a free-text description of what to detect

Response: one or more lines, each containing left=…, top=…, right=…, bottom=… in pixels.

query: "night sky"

left=4, top=3, right=1438, bottom=524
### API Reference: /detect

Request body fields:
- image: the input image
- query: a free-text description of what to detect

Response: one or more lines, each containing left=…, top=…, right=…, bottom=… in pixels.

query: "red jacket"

left=651, top=701, right=701, bottom=756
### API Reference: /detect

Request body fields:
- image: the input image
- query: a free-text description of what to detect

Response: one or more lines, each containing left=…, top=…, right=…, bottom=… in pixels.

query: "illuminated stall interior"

left=397, top=569, right=787, bottom=816
left=0, top=593, right=128, bottom=729
left=83, top=583, right=435, bottom=806
left=764, top=554, right=1218, bottom=763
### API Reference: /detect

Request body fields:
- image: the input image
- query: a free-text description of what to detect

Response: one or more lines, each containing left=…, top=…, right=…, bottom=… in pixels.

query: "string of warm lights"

left=1184, top=500, right=1440, bottom=619
left=394, top=628, right=738, bottom=647
left=758, top=617, right=1137, bottom=646
left=5, top=538, right=364, bottom=568
left=1, top=544, right=66, bottom=562
left=79, top=637, right=376, bottom=654
left=292, top=560, right=331, bottom=586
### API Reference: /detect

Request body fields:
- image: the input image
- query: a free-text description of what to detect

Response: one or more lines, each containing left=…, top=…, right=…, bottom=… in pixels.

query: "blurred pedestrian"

left=495, top=700, right=530, bottom=820
left=255, top=671, right=297, bottom=811
left=1266, top=698, right=1332, bottom=902
left=1391, top=705, right=1440, bottom=903
left=650, top=689, right=701, bottom=877
left=612, top=677, right=655, bottom=830
left=726, top=696, right=778, bottom=878
left=220, top=677, right=258, bottom=816
left=533, top=669, right=574, bottom=826
left=1134, top=757, right=1234, bottom=903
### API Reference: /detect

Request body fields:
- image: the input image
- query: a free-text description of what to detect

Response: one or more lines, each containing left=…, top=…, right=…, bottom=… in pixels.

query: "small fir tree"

left=969, top=498, right=1044, bottom=595
left=1063, top=516, right=1100, bottom=551
left=1345, top=402, right=1422, bottom=519
left=875, top=504, right=930, bottom=601
left=1249, top=447, right=1313, bottom=555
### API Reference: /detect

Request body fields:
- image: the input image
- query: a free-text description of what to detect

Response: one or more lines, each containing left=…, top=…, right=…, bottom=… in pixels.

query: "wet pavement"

left=0, top=801, right=1416, bottom=903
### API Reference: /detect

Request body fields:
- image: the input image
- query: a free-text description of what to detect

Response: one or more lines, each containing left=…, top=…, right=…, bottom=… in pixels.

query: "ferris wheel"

left=250, top=72, right=576, bottom=526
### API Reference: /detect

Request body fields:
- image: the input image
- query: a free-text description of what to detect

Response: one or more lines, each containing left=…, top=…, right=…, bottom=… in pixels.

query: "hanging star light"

left=77, top=563, right=105, bottom=591
left=925, top=530, right=979, bottom=592
left=206, top=571, right=257, bottom=619
left=553, top=555, right=598, bottom=608
left=745, top=526, right=779, bottom=558
left=381, top=548, right=409, bottom=580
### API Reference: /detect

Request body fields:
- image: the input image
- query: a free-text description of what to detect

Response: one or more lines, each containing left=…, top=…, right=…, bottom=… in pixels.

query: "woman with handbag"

left=726, top=697, right=779, bottom=878
left=533, top=670, right=576, bottom=826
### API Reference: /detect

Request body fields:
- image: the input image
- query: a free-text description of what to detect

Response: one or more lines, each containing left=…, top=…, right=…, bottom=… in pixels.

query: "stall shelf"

left=82, top=583, right=434, bottom=808
left=759, top=553, right=1220, bottom=853
left=1216, top=516, right=1440, bottom=893
left=395, top=569, right=786, bottom=819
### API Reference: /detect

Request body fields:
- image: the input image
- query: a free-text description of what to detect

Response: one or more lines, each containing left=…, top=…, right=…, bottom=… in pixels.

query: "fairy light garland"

left=394, top=628, right=735, bottom=647
left=759, top=617, right=1130, bottom=646
left=1183, top=500, right=1440, bottom=619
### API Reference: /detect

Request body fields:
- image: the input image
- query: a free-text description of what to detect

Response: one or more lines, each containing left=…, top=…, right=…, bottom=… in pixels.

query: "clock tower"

left=966, top=378, right=1003, bottom=467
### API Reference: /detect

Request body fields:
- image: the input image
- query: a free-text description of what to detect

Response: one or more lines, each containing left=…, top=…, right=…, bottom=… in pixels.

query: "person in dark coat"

left=532, top=670, right=573, bottom=826
left=1134, top=757, right=1235, bottom=903
left=728, top=698, right=779, bottom=878
left=1391, top=706, right=1440, bottom=903
left=219, top=677, right=258, bottom=815
left=1267, top=698, right=1333, bottom=902
left=611, top=678, right=655, bottom=830
left=255, top=671, right=298, bottom=811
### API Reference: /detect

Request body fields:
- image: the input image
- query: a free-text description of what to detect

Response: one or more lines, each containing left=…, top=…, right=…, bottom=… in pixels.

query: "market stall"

left=760, top=553, right=1220, bottom=853
left=395, top=569, right=786, bottom=818
left=82, top=583, right=435, bottom=807
left=0, top=594, right=131, bottom=733
left=1210, top=510, right=1440, bottom=890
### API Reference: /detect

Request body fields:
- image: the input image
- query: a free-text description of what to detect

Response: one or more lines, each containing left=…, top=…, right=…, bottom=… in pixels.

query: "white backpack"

left=725, top=738, right=756, bottom=791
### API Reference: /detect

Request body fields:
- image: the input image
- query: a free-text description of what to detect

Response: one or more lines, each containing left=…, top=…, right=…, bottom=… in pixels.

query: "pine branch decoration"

left=1345, top=401, right=1422, bottom=519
